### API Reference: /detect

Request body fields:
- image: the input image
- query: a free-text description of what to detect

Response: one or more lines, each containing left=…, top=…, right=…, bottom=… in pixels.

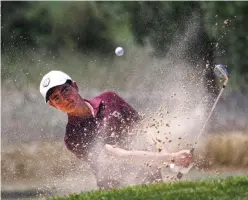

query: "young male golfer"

left=40, top=70, right=192, bottom=189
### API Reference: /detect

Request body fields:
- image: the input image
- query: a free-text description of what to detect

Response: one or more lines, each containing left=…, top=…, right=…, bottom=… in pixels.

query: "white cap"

left=40, top=70, right=72, bottom=103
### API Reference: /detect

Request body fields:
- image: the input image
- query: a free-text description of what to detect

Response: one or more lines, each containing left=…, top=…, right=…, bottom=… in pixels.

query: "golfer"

left=40, top=70, right=192, bottom=189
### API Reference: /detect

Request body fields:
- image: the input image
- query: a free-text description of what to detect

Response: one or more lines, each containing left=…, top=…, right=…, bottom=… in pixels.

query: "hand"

left=173, top=149, right=193, bottom=168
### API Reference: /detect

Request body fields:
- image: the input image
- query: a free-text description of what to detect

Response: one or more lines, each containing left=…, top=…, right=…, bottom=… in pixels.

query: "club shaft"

left=195, top=79, right=229, bottom=144
left=173, top=69, right=229, bottom=177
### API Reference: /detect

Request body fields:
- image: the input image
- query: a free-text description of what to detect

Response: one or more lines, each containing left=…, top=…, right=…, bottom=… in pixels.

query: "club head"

left=214, top=64, right=229, bottom=80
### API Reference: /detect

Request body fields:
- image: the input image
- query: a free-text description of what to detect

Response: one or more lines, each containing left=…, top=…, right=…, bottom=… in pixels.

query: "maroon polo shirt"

left=64, top=91, right=141, bottom=159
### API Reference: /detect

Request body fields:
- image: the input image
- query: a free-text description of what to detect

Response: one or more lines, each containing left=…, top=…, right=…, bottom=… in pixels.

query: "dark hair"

left=46, top=80, right=72, bottom=102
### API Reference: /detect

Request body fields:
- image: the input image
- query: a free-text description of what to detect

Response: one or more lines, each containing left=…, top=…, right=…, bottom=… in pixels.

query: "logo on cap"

left=42, top=78, right=50, bottom=87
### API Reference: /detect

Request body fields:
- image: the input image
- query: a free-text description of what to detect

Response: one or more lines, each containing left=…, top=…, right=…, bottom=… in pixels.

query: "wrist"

left=171, top=153, right=176, bottom=163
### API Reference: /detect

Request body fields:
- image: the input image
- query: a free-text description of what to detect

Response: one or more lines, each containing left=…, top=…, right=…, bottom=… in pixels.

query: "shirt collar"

left=83, top=97, right=102, bottom=117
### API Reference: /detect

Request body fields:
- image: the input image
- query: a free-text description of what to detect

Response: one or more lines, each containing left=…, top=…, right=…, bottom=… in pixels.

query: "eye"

left=53, top=96, right=60, bottom=103
left=61, top=86, right=69, bottom=94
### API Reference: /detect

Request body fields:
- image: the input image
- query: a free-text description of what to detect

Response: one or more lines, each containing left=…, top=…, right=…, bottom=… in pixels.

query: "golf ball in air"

left=115, top=47, right=124, bottom=56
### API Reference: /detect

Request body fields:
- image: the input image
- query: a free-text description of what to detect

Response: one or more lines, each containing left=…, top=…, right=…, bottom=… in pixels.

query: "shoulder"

left=95, top=91, right=137, bottom=112
left=97, top=91, right=139, bottom=115
left=96, top=91, right=124, bottom=102
left=98, top=91, right=121, bottom=98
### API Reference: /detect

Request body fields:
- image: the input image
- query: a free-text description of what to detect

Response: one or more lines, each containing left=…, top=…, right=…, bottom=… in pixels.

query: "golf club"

left=169, top=64, right=230, bottom=178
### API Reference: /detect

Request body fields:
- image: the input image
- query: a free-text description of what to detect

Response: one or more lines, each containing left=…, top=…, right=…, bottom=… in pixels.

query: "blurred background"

left=1, top=1, right=248, bottom=199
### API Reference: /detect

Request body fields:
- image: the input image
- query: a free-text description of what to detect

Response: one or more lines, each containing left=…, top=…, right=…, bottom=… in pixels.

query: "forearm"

left=105, top=144, right=175, bottom=167
left=125, top=150, right=175, bottom=167
left=106, top=144, right=192, bottom=169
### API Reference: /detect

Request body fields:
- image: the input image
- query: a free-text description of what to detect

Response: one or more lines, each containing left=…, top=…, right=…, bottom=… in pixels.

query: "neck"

left=68, top=98, right=94, bottom=118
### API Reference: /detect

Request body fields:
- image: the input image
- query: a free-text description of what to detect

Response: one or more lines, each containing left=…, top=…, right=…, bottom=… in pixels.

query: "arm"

left=105, top=144, right=192, bottom=168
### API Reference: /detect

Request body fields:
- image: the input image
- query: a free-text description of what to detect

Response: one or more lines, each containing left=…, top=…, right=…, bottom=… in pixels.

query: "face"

left=48, top=82, right=80, bottom=113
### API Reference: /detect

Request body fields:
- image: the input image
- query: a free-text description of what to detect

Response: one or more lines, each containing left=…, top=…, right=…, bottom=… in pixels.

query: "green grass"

left=51, top=176, right=248, bottom=200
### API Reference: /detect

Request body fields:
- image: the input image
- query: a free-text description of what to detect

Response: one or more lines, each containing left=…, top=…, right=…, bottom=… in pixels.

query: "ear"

left=72, top=81, right=79, bottom=92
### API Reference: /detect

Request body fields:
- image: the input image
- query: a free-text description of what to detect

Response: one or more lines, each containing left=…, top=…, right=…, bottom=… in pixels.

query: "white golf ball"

left=115, top=47, right=124, bottom=56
